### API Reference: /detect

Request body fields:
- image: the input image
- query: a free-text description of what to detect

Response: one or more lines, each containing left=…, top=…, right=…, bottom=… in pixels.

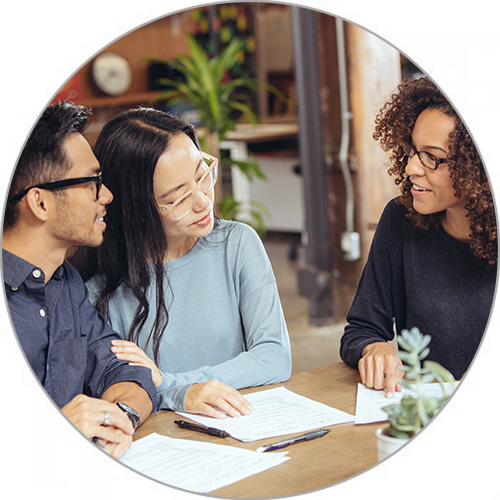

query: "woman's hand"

left=111, top=339, right=162, bottom=387
left=184, top=380, right=253, bottom=419
left=358, top=342, right=404, bottom=398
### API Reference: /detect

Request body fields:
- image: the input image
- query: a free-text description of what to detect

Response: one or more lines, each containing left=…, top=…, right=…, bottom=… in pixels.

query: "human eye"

left=173, top=191, right=193, bottom=211
left=419, top=151, right=440, bottom=169
left=199, top=169, right=214, bottom=191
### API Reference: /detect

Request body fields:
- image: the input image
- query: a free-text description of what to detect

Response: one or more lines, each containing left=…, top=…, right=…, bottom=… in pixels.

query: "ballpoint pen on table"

left=174, top=419, right=231, bottom=438
left=257, top=429, right=330, bottom=452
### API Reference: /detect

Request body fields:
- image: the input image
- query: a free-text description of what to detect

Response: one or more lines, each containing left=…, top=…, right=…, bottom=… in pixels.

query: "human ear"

left=24, top=189, right=51, bottom=222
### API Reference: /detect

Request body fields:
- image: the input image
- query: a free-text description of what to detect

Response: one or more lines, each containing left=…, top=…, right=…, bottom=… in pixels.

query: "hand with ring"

left=61, top=394, right=135, bottom=458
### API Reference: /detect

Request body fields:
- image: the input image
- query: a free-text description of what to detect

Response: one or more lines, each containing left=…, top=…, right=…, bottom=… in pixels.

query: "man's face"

left=49, top=133, right=113, bottom=249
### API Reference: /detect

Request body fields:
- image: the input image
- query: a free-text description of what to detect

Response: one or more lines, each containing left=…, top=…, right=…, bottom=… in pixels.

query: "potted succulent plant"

left=376, top=327, right=457, bottom=461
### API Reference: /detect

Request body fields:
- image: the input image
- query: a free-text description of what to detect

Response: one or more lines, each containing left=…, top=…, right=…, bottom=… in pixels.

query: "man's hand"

left=358, top=342, right=404, bottom=398
left=61, top=394, right=135, bottom=458
left=184, top=380, right=253, bottom=419
left=94, top=434, right=133, bottom=459
left=111, top=339, right=162, bottom=388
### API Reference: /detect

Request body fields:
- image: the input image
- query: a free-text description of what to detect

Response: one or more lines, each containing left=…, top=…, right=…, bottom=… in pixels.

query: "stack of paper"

left=120, top=433, right=289, bottom=493
left=121, top=387, right=355, bottom=493
left=354, top=382, right=456, bottom=424
left=175, top=387, right=355, bottom=441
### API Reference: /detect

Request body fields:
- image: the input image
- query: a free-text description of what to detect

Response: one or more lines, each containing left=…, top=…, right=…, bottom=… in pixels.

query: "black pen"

left=256, top=429, right=330, bottom=452
left=174, top=420, right=231, bottom=438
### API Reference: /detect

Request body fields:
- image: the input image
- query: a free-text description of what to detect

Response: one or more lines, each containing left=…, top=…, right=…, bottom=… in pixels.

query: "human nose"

left=99, top=183, right=114, bottom=205
left=192, top=188, right=212, bottom=212
left=405, top=154, right=425, bottom=177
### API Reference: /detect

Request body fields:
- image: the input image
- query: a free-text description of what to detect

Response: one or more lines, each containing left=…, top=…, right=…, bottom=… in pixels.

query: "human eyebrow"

left=87, top=164, right=101, bottom=176
left=421, top=145, right=448, bottom=156
left=410, top=137, right=447, bottom=157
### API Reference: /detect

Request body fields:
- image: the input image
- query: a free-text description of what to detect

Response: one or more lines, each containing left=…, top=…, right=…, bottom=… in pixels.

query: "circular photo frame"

left=1, top=2, right=498, bottom=500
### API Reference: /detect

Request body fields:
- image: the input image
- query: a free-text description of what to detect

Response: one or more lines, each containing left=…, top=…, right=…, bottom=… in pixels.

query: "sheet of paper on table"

left=176, top=386, right=355, bottom=442
left=120, top=433, right=290, bottom=493
left=355, top=382, right=457, bottom=424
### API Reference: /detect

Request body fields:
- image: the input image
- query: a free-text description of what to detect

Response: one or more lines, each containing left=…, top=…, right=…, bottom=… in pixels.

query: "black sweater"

left=341, top=198, right=497, bottom=379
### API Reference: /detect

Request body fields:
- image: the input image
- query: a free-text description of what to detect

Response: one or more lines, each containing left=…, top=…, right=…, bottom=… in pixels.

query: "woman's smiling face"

left=405, top=107, right=466, bottom=218
left=154, top=133, right=215, bottom=247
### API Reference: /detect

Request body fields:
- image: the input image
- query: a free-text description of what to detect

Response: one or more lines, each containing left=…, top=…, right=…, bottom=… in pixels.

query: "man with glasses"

left=3, top=101, right=155, bottom=458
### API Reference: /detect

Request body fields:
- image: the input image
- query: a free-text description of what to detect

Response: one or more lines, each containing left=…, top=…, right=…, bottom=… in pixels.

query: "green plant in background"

left=218, top=193, right=269, bottom=237
left=148, top=34, right=287, bottom=234
left=383, top=327, right=456, bottom=440
left=151, top=35, right=263, bottom=143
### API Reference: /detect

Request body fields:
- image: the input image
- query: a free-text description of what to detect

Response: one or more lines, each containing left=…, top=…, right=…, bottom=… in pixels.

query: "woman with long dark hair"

left=340, top=77, right=497, bottom=397
left=72, top=108, right=291, bottom=418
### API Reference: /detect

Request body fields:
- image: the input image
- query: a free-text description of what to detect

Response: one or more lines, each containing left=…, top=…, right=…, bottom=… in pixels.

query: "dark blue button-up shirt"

left=2, top=249, right=156, bottom=409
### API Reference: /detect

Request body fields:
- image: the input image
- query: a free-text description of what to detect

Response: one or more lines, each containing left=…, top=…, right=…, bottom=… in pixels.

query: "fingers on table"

left=187, top=380, right=253, bottom=419
left=359, top=353, right=402, bottom=394
left=95, top=434, right=133, bottom=458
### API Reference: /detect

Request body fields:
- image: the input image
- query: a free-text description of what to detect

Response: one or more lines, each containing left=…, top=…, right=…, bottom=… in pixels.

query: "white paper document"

left=120, top=433, right=290, bottom=493
left=176, top=386, right=355, bottom=441
left=355, top=382, right=457, bottom=424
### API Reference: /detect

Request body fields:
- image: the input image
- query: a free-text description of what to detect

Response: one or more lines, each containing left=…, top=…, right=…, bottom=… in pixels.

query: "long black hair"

left=71, top=107, right=199, bottom=363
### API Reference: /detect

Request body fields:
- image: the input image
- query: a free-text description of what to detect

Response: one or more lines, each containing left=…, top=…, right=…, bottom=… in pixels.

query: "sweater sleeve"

left=340, top=199, right=407, bottom=368
left=155, top=224, right=292, bottom=411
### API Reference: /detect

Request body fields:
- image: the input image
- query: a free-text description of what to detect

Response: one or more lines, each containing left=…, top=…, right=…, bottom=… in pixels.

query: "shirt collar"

left=2, top=249, right=64, bottom=288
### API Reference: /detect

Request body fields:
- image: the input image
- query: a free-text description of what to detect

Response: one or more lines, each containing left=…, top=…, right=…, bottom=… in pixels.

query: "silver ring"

left=103, top=411, right=110, bottom=426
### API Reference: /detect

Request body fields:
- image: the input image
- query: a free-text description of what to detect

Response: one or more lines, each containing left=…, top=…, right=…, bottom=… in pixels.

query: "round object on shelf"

left=91, top=52, right=133, bottom=96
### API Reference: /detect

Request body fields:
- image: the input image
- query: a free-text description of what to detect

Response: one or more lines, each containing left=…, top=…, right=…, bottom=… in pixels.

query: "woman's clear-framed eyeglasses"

left=158, top=151, right=218, bottom=220
left=403, top=143, right=448, bottom=171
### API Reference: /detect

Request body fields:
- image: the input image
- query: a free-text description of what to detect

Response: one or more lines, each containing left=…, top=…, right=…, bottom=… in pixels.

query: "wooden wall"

left=316, top=14, right=400, bottom=320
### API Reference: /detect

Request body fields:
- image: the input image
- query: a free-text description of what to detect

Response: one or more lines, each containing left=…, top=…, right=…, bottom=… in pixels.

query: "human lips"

left=95, top=213, right=107, bottom=226
left=411, top=181, right=431, bottom=194
left=193, top=212, right=212, bottom=226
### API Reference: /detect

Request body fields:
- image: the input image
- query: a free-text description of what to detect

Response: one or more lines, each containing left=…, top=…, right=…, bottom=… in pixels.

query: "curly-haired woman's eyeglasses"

left=403, top=143, right=448, bottom=171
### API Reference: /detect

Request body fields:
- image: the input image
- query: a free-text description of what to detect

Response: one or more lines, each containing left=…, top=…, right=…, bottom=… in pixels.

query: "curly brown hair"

left=373, top=77, right=497, bottom=266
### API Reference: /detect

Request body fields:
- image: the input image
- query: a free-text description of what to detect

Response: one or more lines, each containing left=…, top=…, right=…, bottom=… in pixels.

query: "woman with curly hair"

left=340, top=77, right=497, bottom=396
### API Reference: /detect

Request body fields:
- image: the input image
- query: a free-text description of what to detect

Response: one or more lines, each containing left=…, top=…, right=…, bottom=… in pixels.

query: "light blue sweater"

left=86, top=220, right=292, bottom=411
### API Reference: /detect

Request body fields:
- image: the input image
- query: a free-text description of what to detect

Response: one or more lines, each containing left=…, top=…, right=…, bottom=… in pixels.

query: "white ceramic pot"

left=376, top=427, right=408, bottom=461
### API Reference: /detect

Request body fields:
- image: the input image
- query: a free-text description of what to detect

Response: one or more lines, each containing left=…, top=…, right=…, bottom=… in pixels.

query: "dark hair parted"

left=5, top=100, right=91, bottom=229
left=373, top=77, right=497, bottom=266
left=71, top=108, right=199, bottom=363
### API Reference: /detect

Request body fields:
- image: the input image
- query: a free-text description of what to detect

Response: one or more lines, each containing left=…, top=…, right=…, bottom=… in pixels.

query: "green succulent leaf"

left=383, top=327, right=457, bottom=439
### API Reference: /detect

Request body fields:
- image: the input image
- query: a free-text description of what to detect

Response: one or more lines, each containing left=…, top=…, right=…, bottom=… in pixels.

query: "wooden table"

left=134, top=363, right=380, bottom=497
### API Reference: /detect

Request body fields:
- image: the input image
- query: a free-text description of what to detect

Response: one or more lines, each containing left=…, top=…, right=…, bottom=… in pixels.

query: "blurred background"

left=55, top=3, right=424, bottom=373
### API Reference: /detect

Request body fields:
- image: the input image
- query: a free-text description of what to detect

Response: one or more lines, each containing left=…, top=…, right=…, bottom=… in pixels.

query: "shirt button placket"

left=33, top=270, right=46, bottom=319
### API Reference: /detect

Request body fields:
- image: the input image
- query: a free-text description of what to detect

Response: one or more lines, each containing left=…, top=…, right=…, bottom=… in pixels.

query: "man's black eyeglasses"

left=8, top=174, right=103, bottom=205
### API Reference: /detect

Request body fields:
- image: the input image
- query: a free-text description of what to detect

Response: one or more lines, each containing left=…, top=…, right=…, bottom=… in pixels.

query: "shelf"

left=76, top=91, right=160, bottom=109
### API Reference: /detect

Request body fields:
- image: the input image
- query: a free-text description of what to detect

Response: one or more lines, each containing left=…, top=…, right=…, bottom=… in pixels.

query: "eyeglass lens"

left=404, top=145, right=438, bottom=170
left=171, top=163, right=216, bottom=219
